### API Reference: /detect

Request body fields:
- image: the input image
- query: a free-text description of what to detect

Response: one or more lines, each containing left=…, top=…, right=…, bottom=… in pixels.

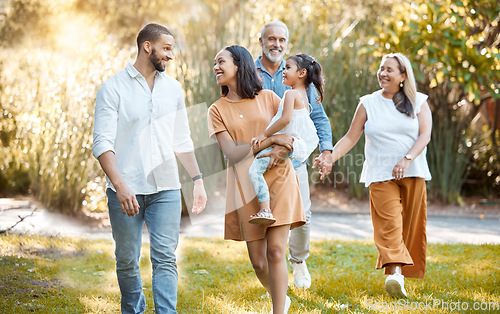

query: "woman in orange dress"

left=208, top=45, right=305, bottom=313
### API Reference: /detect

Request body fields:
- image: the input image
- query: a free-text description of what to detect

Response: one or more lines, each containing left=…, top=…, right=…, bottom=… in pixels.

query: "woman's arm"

left=214, top=131, right=253, bottom=163
left=215, top=131, right=293, bottom=164
left=313, top=103, right=367, bottom=179
left=392, top=101, right=432, bottom=179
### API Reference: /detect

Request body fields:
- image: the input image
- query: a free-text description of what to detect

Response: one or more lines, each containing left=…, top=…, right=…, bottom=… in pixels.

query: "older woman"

left=315, top=53, right=432, bottom=298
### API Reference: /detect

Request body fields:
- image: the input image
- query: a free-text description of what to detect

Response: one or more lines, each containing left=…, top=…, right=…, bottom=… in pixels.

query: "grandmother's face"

left=377, top=57, right=406, bottom=92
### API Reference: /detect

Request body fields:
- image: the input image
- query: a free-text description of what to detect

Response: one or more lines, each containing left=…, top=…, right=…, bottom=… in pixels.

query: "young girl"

left=248, top=53, right=322, bottom=225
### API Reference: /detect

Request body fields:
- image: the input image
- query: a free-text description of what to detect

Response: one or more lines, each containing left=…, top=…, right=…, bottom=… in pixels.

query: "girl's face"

left=213, top=49, right=238, bottom=87
left=377, top=57, right=406, bottom=92
left=282, top=58, right=303, bottom=87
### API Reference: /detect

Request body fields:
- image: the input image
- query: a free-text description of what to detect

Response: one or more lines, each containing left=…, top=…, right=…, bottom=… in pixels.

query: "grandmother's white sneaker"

left=291, top=261, right=311, bottom=289
left=385, top=267, right=407, bottom=297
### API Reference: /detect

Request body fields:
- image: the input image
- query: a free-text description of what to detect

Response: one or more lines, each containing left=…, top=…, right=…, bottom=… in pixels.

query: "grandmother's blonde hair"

left=383, top=53, right=417, bottom=118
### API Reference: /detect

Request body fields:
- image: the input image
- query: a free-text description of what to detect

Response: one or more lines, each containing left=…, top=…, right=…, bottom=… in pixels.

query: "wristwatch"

left=404, top=154, right=413, bottom=161
left=191, top=173, right=203, bottom=182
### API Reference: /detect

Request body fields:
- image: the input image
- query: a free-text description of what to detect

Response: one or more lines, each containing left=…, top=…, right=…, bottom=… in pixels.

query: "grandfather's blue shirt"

left=255, top=56, right=333, bottom=168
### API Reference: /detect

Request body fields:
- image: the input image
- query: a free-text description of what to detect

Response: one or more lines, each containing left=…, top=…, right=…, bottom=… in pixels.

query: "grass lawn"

left=0, top=234, right=499, bottom=313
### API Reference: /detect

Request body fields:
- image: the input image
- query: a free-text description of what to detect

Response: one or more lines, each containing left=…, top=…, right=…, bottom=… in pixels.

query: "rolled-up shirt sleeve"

left=92, top=83, right=119, bottom=159
left=172, top=87, right=195, bottom=153
left=307, top=84, right=333, bottom=152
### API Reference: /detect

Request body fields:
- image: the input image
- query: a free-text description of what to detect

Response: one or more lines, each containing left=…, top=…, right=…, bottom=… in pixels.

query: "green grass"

left=0, top=235, right=499, bottom=313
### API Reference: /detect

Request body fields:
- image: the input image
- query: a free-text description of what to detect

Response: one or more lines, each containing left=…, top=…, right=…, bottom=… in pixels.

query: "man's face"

left=148, top=34, right=175, bottom=72
left=260, top=25, right=287, bottom=63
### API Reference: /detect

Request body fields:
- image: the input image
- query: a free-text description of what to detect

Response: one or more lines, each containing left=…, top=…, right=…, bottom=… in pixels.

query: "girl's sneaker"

left=249, top=208, right=276, bottom=225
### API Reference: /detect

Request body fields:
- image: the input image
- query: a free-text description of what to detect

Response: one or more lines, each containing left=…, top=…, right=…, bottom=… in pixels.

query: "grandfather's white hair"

left=260, top=21, right=289, bottom=40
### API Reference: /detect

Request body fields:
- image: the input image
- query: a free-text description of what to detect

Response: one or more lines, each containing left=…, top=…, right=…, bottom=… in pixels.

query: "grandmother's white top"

left=359, top=89, right=432, bottom=187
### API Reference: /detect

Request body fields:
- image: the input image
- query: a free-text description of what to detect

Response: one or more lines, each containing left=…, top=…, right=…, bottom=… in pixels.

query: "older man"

left=255, top=21, right=333, bottom=289
left=93, top=23, right=207, bottom=313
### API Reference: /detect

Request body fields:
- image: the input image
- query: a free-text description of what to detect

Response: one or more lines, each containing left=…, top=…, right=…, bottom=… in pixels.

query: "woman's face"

left=213, top=49, right=238, bottom=87
left=377, top=57, right=406, bottom=92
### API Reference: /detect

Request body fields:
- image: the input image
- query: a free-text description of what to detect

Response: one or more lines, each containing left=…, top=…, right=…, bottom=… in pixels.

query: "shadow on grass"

left=177, top=238, right=500, bottom=313
left=0, top=234, right=121, bottom=313
left=1, top=235, right=499, bottom=313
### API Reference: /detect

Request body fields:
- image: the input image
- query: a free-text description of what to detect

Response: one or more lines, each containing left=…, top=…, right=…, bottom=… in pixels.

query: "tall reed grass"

left=1, top=0, right=495, bottom=214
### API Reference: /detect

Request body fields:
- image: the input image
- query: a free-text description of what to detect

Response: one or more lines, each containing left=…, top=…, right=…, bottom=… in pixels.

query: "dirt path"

left=2, top=190, right=499, bottom=244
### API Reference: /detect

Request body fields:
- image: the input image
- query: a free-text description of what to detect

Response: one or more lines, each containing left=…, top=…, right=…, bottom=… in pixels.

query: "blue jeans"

left=107, top=188, right=182, bottom=314
left=249, top=147, right=291, bottom=203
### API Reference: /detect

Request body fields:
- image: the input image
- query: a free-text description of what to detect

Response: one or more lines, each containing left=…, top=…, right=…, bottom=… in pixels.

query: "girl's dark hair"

left=288, top=54, right=324, bottom=103
left=221, top=45, right=262, bottom=99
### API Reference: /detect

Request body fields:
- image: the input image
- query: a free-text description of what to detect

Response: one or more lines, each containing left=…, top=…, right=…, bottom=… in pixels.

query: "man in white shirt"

left=92, top=23, right=207, bottom=314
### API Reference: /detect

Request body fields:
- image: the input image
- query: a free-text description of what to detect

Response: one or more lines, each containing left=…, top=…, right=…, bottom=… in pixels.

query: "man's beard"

left=149, top=48, right=165, bottom=72
left=263, top=46, right=285, bottom=63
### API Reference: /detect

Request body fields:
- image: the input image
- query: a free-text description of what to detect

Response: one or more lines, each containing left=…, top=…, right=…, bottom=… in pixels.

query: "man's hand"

left=258, top=145, right=290, bottom=172
left=192, top=180, right=207, bottom=214
left=115, top=184, right=140, bottom=217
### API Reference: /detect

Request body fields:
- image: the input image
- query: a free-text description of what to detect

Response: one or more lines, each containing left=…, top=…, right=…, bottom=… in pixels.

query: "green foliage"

left=1, top=0, right=499, bottom=212
left=0, top=0, right=54, bottom=46
left=1, top=234, right=499, bottom=313
left=0, top=8, right=131, bottom=212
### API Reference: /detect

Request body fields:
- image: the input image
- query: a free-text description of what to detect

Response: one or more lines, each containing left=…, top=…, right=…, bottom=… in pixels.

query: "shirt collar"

left=125, top=62, right=161, bottom=79
left=255, top=56, right=286, bottom=75
left=125, top=62, right=141, bottom=78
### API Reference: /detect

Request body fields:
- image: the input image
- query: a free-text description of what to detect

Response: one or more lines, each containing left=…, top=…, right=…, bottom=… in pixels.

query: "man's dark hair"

left=136, top=23, right=173, bottom=52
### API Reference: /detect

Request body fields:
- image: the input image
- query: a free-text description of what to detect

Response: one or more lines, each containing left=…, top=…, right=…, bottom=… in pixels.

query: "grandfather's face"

left=260, top=25, right=287, bottom=63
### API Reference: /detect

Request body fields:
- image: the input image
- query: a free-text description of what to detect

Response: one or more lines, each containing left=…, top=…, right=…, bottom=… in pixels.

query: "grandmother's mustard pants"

left=369, top=177, right=427, bottom=279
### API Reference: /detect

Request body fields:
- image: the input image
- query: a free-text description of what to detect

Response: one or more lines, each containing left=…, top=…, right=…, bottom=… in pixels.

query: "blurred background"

left=0, top=0, right=498, bottom=216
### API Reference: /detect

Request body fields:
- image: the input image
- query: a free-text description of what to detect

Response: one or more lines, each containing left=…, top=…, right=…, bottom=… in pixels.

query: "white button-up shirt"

left=92, top=63, right=194, bottom=194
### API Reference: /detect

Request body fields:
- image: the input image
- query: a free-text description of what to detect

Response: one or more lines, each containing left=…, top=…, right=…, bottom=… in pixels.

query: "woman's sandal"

left=249, top=208, right=276, bottom=225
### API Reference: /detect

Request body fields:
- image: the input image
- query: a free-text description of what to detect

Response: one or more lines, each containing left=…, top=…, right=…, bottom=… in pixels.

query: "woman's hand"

left=313, top=151, right=334, bottom=180
left=258, top=145, right=290, bottom=172
left=268, top=134, right=294, bottom=151
left=393, top=158, right=411, bottom=180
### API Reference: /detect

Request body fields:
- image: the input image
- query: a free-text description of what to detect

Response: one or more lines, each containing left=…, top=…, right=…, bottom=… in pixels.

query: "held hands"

left=393, top=158, right=411, bottom=180
left=251, top=133, right=267, bottom=150
left=192, top=179, right=207, bottom=214
left=313, top=150, right=334, bottom=180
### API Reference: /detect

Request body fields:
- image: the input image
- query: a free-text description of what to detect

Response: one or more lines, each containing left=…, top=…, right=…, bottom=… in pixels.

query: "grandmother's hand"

left=392, top=158, right=411, bottom=180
